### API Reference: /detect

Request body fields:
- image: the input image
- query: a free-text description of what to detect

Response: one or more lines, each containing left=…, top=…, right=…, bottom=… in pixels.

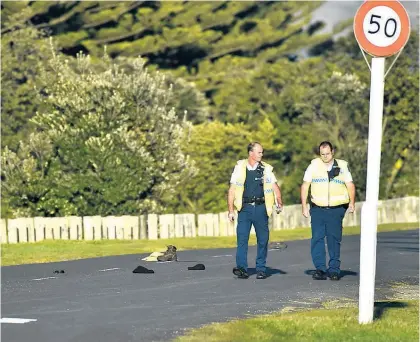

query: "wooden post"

left=147, top=214, right=158, bottom=240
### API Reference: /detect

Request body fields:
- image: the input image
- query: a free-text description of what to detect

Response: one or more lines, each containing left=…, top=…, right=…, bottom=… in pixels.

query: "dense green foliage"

left=2, top=50, right=195, bottom=217
left=1, top=2, right=418, bottom=217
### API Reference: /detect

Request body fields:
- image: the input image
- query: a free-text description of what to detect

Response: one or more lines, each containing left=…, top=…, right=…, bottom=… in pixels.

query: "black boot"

left=233, top=267, right=249, bottom=279
left=312, top=269, right=327, bottom=280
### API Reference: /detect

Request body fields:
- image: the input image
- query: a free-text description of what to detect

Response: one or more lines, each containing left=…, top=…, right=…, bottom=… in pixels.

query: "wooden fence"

left=1, top=196, right=418, bottom=244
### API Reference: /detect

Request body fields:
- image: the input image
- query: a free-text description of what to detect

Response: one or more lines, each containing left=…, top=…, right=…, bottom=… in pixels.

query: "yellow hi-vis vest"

left=310, top=158, right=350, bottom=207
left=233, top=159, right=275, bottom=216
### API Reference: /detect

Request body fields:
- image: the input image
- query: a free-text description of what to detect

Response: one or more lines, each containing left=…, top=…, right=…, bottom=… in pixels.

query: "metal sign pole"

left=358, top=57, right=385, bottom=324
left=354, top=0, right=410, bottom=324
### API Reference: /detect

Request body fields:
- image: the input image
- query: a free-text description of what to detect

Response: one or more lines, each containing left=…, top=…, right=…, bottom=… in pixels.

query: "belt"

left=311, top=203, right=348, bottom=210
left=243, top=197, right=265, bottom=205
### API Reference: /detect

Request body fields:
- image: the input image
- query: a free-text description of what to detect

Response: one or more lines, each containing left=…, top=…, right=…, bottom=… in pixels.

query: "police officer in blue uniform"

left=227, top=142, right=282, bottom=280
left=301, top=141, right=355, bottom=281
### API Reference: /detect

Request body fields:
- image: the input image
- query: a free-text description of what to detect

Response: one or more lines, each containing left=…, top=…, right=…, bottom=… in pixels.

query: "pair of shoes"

left=312, top=269, right=327, bottom=280
left=256, top=271, right=268, bottom=279
left=233, top=267, right=249, bottom=279
left=329, top=272, right=340, bottom=281
left=157, top=245, right=178, bottom=262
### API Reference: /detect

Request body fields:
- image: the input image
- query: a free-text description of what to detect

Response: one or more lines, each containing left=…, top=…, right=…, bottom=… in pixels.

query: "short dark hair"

left=247, top=142, right=262, bottom=153
left=319, top=141, right=334, bottom=153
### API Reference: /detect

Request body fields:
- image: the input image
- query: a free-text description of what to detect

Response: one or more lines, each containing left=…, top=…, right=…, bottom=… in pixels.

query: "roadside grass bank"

left=175, top=299, right=419, bottom=342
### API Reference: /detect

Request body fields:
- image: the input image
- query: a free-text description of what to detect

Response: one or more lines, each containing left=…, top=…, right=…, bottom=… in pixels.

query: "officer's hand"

left=228, top=211, right=235, bottom=222
left=348, top=203, right=355, bottom=214
left=275, top=203, right=283, bottom=214
left=302, top=205, right=310, bottom=218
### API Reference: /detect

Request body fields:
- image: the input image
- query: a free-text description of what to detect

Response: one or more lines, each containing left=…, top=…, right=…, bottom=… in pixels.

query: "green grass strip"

left=1, top=222, right=418, bottom=266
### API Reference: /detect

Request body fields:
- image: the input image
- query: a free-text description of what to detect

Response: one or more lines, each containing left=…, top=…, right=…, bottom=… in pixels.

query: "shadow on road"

left=247, top=267, right=287, bottom=277
left=304, top=269, right=358, bottom=278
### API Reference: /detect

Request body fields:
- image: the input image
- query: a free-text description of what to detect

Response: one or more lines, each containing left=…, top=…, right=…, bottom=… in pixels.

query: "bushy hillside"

left=2, top=1, right=340, bottom=120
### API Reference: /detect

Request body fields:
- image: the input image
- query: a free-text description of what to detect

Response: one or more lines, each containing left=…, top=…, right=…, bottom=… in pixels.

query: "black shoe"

left=329, top=272, right=340, bottom=281
left=157, top=245, right=178, bottom=262
left=312, top=269, right=327, bottom=280
left=233, top=267, right=249, bottom=279
left=256, top=271, right=267, bottom=279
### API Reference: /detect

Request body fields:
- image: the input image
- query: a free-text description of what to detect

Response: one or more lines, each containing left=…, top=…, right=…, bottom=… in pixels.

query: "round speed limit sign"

left=354, top=0, right=410, bottom=57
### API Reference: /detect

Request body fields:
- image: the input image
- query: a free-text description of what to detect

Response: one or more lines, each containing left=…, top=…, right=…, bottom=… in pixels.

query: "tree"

left=1, top=9, right=53, bottom=151
left=323, top=31, right=419, bottom=199
left=166, top=118, right=283, bottom=214
left=2, top=1, right=338, bottom=122
left=2, top=51, right=195, bottom=218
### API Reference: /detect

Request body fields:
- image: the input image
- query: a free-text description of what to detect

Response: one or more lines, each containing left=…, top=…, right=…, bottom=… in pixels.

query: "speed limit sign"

left=354, top=0, right=411, bottom=57
left=353, top=0, right=412, bottom=327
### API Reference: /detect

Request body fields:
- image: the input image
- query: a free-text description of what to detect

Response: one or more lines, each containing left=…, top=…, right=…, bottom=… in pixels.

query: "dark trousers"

left=310, top=205, right=347, bottom=274
left=236, top=203, right=269, bottom=272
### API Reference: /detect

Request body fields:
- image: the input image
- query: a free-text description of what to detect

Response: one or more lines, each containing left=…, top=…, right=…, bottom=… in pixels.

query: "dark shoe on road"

left=157, top=245, right=178, bottom=262
left=233, top=267, right=249, bottom=279
left=312, top=269, right=327, bottom=280
left=256, top=271, right=268, bottom=279
left=329, top=272, right=340, bottom=281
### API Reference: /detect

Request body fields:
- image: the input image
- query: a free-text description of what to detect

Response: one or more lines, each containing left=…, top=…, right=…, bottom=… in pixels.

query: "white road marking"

left=0, top=318, right=37, bottom=324
left=212, top=255, right=232, bottom=258
left=32, top=277, right=57, bottom=281
left=98, top=268, right=120, bottom=272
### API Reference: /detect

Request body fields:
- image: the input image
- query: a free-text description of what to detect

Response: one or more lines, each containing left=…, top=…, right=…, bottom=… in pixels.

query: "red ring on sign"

left=354, top=0, right=411, bottom=57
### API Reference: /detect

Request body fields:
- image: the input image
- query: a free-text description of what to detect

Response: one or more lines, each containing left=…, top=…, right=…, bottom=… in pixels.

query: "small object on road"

left=53, top=270, right=65, bottom=274
left=142, top=251, right=164, bottom=261
left=268, top=241, right=287, bottom=250
left=133, top=265, right=155, bottom=274
left=187, top=264, right=205, bottom=271
left=157, top=245, right=178, bottom=262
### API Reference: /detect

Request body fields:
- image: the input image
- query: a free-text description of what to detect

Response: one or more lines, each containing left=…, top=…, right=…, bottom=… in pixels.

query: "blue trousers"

left=310, top=205, right=347, bottom=274
left=236, top=203, right=269, bottom=272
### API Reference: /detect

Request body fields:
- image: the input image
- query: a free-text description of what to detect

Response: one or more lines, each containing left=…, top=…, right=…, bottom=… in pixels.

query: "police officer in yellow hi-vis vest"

left=227, top=142, right=282, bottom=280
left=301, top=141, right=355, bottom=281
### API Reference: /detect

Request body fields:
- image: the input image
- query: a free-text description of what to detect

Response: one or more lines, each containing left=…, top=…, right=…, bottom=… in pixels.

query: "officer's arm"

left=273, top=183, right=283, bottom=206
left=300, top=182, right=311, bottom=206
left=345, top=182, right=356, bottom=206
left=228, top=184, right=235, bottom=213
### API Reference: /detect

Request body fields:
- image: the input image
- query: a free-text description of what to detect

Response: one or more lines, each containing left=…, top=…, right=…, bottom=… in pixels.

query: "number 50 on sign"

left=354, top=0, right=410, bottom=57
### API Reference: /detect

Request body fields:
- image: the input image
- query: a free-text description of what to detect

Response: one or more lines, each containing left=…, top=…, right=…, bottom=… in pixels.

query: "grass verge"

left=175, top=300, right=419, bottom=342
left=1, top=222, right=418, bottom=266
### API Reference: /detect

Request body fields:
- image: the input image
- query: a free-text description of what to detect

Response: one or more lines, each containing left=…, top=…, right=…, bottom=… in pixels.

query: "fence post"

left=1, top=219, right=7, bottom=243
left=147, top=214, right=158, bottom=240
left=34, top=217, right=46, bottom=241
left=121, top=215, right=138, bottom=240
left=213, top=214, right=220, bottom=237
left=7, top=218, right=34, bottom=243
left=159, top=214, right=175, bottom=239
left=69, top=216, right=82, bottom=240
left=174, top=214, right=184, bottom=238
left=139, top=215, right=147, bottom=239
left=115, top=216, right=124, bottom=240
left=83, top=216, right=102, bottom=240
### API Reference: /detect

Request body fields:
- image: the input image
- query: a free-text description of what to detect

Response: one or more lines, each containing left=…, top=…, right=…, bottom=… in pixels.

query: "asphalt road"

left=1, top=229, right=418, bottom=342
